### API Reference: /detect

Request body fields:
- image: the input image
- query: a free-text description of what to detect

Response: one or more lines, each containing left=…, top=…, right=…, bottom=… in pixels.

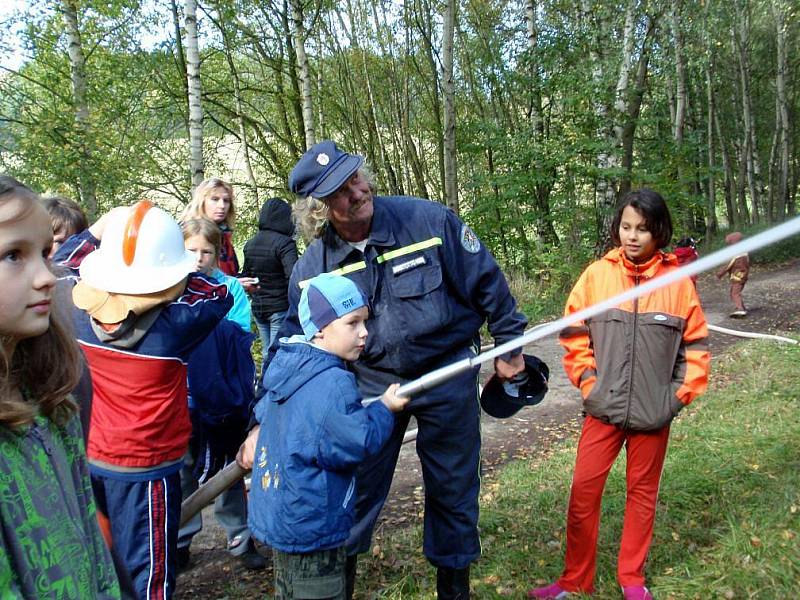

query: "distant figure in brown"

left=716, top=231, right=749, bottom=318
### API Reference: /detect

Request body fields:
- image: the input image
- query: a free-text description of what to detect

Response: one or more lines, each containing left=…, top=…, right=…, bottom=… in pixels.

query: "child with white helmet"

left=54, top=200, right=233, bottom=600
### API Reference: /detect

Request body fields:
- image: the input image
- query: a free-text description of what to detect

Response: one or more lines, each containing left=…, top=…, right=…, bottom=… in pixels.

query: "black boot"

left=345, top=554, right=358, bottom=600
left=436, top=566, right=470, bottom=600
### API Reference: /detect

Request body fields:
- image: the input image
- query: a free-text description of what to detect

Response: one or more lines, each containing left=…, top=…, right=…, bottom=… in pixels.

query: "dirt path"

left=176, top=257, right=800, bottom=598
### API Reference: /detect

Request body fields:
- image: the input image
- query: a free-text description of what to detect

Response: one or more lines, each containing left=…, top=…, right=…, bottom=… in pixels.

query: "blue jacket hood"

left=263, top=336, right=344, bottom=405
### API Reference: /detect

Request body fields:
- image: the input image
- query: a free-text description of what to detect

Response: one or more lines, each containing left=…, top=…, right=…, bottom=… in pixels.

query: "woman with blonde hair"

left=181, top=178, right=239, bottom=276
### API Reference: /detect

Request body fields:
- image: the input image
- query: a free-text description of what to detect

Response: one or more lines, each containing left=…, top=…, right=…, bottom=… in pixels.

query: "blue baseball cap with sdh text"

left=299, top=273, right=368, bottom=340
left=288, top=140, right=364, bottom=199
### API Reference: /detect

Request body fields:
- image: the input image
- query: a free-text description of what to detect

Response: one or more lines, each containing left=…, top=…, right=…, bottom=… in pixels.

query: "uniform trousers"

left=346, top=347, right=481, bottom=569
left=557, top=415, right=670, bottom=593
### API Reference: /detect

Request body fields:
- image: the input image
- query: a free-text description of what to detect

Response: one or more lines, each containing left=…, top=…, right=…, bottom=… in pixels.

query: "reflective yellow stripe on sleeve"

left=298, top=261, right=367, bottom=289
left=375, top=237, right=443, bottom=264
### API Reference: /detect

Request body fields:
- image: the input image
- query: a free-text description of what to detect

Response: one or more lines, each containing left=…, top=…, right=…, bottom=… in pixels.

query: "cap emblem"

left=316, top=153, right=330, bottom=166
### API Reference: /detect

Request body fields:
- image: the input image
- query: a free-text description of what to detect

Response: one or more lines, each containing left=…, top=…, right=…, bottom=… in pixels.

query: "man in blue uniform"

left=262, top=140, right=527, bottom=598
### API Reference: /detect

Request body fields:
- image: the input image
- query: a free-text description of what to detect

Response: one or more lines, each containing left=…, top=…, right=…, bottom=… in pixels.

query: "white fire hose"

left=180, top=216, right=800, bottom=526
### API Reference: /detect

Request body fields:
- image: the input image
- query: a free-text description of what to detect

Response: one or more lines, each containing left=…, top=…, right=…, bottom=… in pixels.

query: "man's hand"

left=236, top=425, right=260, bottom=469
left=494, top=353, right=525, bottom=381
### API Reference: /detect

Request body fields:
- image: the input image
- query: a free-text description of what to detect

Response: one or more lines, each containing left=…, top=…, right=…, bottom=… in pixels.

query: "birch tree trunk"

left=704, top=1, right=717, bottom=236
left=671, top=0, right=691, bottom=227
left=734, top=6, right=761, bottom=223
left=772, top=0, right=790, bottom=221
left=715, top=110, right=737, bottom=227
left=290, top=0, right=316, bottom=149
left=584, top=0, right=636, bottom=253
left=671, top=0, right=687, bottom=147
left=62, top=0, right=97, bottom=217
left=526, top=0, right=558, bottom=245
left=185, top=0, right=204, bottom=187
left=442, top=0, right=458, bottom=214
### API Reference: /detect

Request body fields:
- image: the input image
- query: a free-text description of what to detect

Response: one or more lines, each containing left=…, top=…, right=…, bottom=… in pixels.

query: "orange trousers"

left=557, top=415, right=670, bottom=593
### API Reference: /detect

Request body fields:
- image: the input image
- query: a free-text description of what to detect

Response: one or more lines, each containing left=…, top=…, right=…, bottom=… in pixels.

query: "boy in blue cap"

left=247, top=273, right=408, bottom=598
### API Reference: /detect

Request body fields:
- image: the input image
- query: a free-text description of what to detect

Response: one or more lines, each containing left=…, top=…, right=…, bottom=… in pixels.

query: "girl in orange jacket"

left=529, top=189, right=710, bottom=600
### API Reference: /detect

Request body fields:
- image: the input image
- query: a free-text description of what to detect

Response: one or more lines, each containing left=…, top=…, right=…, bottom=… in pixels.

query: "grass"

left=357, top=340, right=800, bottom=598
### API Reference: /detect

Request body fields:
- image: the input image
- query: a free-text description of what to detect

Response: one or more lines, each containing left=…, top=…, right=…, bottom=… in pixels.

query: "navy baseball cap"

left=299, top=273, right=368, bottom=340
left=288, top=140, right=364, bottom=199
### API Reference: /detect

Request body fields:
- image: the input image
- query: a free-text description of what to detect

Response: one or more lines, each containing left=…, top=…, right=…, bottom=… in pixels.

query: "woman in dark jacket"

left=242, top=198, right=298, bottom=375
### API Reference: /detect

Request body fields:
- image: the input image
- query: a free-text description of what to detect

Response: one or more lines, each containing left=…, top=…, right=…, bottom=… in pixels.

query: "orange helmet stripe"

left=122, top=200, right=154, bottom=266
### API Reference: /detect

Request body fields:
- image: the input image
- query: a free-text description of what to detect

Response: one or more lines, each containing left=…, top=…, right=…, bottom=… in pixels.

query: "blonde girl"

left=181, top=178, right=239, bottom=275
left=0, top=175, right=120, bottom=597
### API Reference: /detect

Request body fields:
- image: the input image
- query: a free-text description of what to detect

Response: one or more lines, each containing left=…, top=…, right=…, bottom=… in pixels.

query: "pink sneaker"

left=622, top=585, right=654, bottom=600
left=527, top=582, right=572, bottom=599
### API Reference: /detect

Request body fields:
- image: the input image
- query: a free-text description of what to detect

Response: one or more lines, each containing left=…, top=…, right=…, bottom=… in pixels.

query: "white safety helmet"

left=80, top=200, right=197, bottom=294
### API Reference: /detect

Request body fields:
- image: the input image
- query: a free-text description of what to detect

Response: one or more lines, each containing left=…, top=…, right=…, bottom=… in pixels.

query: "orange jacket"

left=559, top=248, right=710, bottom=430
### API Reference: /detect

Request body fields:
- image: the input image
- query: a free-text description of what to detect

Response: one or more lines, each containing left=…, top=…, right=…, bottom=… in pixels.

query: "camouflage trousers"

left=273, top=546, right=346, bottom=599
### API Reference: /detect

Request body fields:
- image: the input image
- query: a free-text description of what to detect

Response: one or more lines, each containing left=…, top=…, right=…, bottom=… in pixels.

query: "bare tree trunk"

left=289, top=0, right=315, bottom=149
left=620, top=15, right=655, bottom=198
left=715, top=110, right=737, bottom=227
left=583, top=0, right=636, bottom=253
left=703, top=0, right=717, bottom=237
left=734, top=6, right=761, bottom=223
left=442, top=0, right=458, bottom=214
left=671, top=0, right=687, bottom=146
left=772, top=0, right=790, bottom=221
left=735, top=141, right=751, bottom=223
left=671, top=0, right=688, bottom=228
left=526, top=0, right=559, bottom=245
left=767, top=95, right=780, bottom=221
left=185, top=0, right=204, bottom=187
left=62, top=0, right=97, bottom=217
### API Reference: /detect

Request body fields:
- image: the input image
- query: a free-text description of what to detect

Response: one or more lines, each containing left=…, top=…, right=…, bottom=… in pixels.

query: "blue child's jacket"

left=248, top=336, right=395, bottom=553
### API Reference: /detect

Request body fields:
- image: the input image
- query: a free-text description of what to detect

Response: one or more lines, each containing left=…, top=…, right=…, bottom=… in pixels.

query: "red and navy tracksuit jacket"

left=55, top=230, right=233, bottom=470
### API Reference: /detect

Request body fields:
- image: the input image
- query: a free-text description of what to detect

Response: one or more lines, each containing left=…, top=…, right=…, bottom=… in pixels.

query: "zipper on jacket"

left=30, top=422, right=53, bottom=456
left=624, top=270, right=640, bottom=429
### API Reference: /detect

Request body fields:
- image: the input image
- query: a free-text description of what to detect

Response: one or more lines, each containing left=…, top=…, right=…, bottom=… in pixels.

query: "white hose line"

left=707, top=323, right=798, bottom=344
left=365, top=215, right=800, bottom=405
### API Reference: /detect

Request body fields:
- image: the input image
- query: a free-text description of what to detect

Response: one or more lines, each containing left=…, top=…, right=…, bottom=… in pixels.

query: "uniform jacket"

left=559, top=247, right=710, bottom=431
left=241, top=198, right=298, bottom=319
left=0, top=412, right=120, bottom=598
left=55, top=231, right=232, bottom=471
left=717, top=254, right=750, bottom=283
left=270, top=196, right=527, bottom=395
left=248, top=338, right=395, bottom=553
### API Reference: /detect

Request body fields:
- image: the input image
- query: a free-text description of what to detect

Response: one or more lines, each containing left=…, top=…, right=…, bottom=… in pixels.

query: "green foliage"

left=1, top=0, right=798, bottom=276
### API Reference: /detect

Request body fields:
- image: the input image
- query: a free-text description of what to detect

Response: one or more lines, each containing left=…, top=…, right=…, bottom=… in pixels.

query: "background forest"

left=0, top=0, right=797, bottom=311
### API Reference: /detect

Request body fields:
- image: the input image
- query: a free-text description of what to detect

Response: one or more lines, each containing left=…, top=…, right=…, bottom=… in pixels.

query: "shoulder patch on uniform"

left=460, top=224, right=480, bottom=254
